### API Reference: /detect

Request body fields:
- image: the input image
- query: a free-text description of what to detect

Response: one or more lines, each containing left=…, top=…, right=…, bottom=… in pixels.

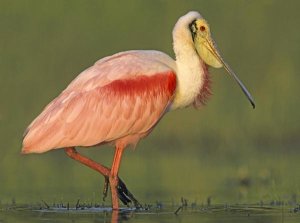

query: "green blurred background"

left=0, top=0, right=299, bottom=206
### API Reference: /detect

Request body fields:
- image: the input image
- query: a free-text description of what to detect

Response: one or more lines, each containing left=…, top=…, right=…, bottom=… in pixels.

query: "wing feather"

left=22, top=51, right=177, bottom=153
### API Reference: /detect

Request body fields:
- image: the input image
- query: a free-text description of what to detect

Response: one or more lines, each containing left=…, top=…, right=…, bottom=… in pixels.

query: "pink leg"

left=65, top=147, right=110, bottom=176
left=109, top=146, right=125, bottom=210
left=65, top=147, right=111, bottom=199
left=65, top=147, right=140, bottom=209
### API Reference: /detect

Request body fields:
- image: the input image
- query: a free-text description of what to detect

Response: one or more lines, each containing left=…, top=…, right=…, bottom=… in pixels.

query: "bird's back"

left=22, top=50, right=177, bottom=154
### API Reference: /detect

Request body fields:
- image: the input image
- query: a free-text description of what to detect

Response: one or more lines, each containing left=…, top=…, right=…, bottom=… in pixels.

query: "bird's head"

left=175, top=11, right=255, bottom=108
left=189, top=18, right=223, bottom=68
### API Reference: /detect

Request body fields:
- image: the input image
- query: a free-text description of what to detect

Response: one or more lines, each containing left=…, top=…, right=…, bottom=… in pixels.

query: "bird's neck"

left=170, top=38, right=208, bottom=110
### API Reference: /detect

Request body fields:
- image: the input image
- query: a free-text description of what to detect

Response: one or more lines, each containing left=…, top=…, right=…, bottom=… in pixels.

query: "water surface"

left=1, top=204, right=300, bottom=223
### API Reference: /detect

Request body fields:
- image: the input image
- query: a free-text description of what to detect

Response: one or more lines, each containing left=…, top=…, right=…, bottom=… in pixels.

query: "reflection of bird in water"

left=22, top=11, right=255, bottom=209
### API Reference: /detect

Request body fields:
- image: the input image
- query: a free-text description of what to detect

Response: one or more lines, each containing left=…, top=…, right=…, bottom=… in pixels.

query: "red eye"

left=200, top=26, right=206, bottom=31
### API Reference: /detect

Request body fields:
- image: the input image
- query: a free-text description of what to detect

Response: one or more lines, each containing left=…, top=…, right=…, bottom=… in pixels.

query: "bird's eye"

left=200, top=26, right=206, bottom=32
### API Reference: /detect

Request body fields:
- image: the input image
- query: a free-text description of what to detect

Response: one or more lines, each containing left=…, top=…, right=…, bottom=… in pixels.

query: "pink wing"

left=22, top=51, right=177, bottom=153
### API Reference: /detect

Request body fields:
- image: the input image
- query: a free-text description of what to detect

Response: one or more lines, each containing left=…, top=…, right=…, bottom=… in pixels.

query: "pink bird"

left=22, top=11, right=255, bottom=209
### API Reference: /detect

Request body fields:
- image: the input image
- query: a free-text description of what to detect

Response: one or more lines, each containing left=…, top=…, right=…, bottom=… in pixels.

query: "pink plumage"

left=22, top=50, right=177, bottom=154
left=21, top=11, right=254, bottom=209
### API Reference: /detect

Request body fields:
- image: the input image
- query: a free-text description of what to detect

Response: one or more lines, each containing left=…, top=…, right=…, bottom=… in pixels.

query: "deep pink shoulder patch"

left=102, top=71, right=177, bottom=99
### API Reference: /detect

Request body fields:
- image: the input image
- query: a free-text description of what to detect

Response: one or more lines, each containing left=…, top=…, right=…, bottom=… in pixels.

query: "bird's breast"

left=170, top=59, right=208, bottom=110
left=192, top=62, right=212, bottom=108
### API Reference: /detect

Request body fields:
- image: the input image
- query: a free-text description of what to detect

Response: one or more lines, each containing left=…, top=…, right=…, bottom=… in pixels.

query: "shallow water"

left=1, top=204, right=300, bottom=223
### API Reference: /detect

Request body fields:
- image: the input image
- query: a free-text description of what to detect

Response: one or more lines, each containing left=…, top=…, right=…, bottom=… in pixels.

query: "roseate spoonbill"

left=22, top=11, right=255, bottom=209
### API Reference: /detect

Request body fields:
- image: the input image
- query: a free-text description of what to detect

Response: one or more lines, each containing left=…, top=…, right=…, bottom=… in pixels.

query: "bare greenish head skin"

left=190, top=19, right=223, bottom=68
left=190, top=19, right=256, bottom=108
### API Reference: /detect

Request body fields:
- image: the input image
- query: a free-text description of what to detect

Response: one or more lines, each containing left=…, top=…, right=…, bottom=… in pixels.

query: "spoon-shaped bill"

left=203, top=38, right=256, bottom=109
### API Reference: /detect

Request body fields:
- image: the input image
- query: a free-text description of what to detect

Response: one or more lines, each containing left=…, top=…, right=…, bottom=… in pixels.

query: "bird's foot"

left=117, top=177, right=142, bottom=209
left=102, top=176, right=109, bottom=201
left=102, top=176, right=142, bottom=209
